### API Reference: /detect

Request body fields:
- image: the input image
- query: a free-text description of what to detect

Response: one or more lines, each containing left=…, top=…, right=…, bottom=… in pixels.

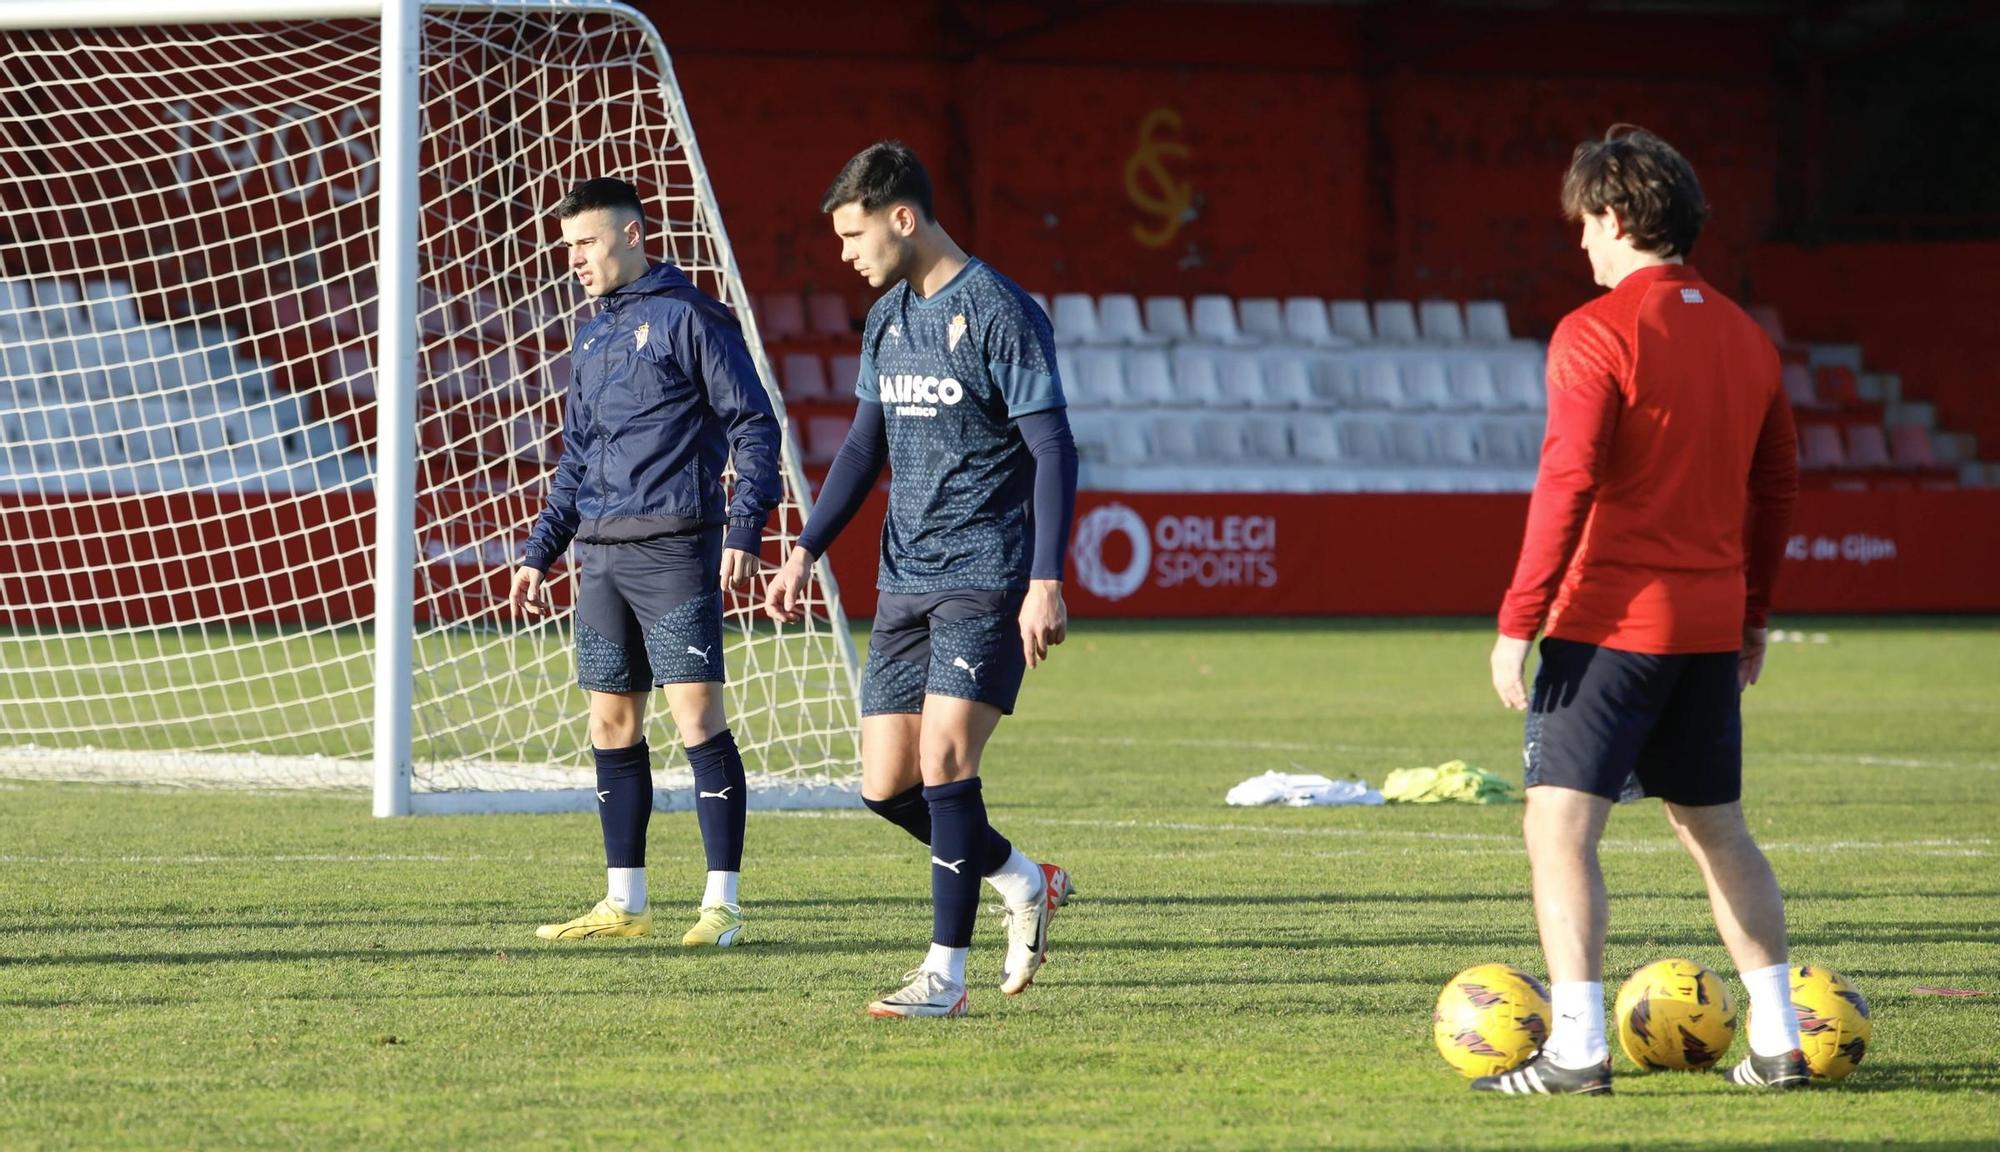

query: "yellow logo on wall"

left=1125, top=108, right=1194, bottom=249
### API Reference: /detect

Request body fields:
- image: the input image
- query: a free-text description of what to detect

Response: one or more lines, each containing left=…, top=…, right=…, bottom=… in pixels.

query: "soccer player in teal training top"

left=1480, top=127, right=1803, bottom=1095
left=511, top=178, right=782, bottom=948
left=765, top=141, right=1077, bottom=1018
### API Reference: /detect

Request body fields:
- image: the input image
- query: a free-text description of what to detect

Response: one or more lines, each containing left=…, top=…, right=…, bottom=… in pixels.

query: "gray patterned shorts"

left=573, top=528, right=725, bottom=693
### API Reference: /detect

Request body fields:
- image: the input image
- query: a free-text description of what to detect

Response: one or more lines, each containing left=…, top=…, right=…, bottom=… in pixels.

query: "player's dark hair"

left=556, top=177, right=646, bottom=224
left=819, top=140, right=935, bottom=221
left=1560, top=125, right=1708, bottom=257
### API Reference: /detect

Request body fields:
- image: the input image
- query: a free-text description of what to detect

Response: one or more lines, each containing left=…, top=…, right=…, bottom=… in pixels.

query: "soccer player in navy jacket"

left=766, top=142, right=1077, bottom=1017
left=512, top=178, right=781, bottom=948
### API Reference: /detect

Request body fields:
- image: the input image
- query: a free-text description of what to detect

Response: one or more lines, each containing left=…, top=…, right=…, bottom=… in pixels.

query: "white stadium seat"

left=1123, top=349, right=1177, bottom=406
left=1283, top=296, right=1339, bottom=346
left=1261, top=355, right=1316, bottom=407
left=1294, top=414, right=1341, bottom=463
left=1329, top=300, right=1373, bottom=343
left=1355, top=359, right=1404, bottom=410
left=1497, top=359, right=1544, bottom=410
left=1051, top=293, right=1100, bottom=346
left=1418, top=300, right=1467, bottom=343
left=1372, top=300, right=1419, bottom=342
left=1173, top=349, right=1226, bottom=406
left=1200, top=415, right=1253, bottom=462
left=1237, top=298, right=1285, bottom=341
left=1191, top=295, right=1258, bottom=346
left=1246, top=414, right=1293, bottom=461
left=1095, top=294, right=1164, bottom=346
left=1390, top=420, right=1437, bottom=465
left=1436, top=419, right=1482, bottom=466
left=1402, top=359, right=1453, bottom=410
left=1336, top=415, right=1393, bottom=464
left=1150, top=414, right=1202, bottom=462
left=1465, top=300, right=1512, bottom=343
left=1071, top=350, right=1127, bottom=408
left=1448, top=359, right=1502, bottom=411
left=1143, top=296, right=1191, bottom=343
left=1218, top=353, right=1266, bottom=407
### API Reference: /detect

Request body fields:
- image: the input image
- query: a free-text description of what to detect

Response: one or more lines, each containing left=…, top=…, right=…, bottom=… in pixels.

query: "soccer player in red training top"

left=1478, top=126, right=1805, bottom=1095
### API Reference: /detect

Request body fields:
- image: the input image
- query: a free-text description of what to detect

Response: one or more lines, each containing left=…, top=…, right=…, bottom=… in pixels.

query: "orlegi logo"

left=1071, top=504, right=1278, bottom=602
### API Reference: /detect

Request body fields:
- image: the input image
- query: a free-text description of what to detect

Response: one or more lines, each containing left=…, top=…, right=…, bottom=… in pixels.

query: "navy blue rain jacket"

left=522, top=262, right=782, bottom=571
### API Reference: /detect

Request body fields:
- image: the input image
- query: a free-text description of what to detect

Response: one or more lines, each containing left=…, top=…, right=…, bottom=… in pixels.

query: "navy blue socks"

left=923, top=778, right=992, bottom=948
left=594, top=741, right=653, bottom=867
left=687, top=729, right=748, bottom=873
left=866, top=782, right=1013, bottom=877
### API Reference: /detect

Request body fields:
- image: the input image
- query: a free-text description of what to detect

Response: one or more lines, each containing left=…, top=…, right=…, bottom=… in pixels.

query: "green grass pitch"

left=1, top=618, right=1996, bottom=1150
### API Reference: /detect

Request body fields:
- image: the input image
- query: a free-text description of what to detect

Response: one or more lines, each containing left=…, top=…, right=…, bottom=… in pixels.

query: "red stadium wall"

left=7, top=491, right=1994, bottom=626
left=655, top=2, right=1788, bottom=337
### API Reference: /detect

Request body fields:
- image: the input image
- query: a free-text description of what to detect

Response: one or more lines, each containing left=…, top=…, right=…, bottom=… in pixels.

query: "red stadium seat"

left=1747, top=304, right=1786, bottom=346
left=756, top=293, right=806, bottom=343
left=1845, top=424, right=1892, bottom=470
left=807, top=292, right=851, bottom=338
left=1889, top=423, right=1938, bottom=469
left=1781, top=363, right=1818, bottom=409
left=780, top=353, right=829, bottom=403
left=1815, top=364, right=1860, bottom=406
left=1798, top=424, right=1846, bottom=470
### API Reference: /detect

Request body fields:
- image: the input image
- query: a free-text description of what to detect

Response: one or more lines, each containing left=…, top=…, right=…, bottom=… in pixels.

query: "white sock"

left=922, top=943, right=968, bottom=986
left=983, top=847, right=1045, bottom=909
left=1543, top=981, right=1608, bottom=1069
left=703, top=870, right=740, bottom=910
left=606, top=867, right=646, bottom=914
left=1743, top=962, right=1803, bottom=1056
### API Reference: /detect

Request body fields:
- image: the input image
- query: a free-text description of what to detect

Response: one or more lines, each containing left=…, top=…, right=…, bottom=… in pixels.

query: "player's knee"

left=918, top=739, right=979, bottom=785
left=588, top=694, right=644, bottom=749
left=1666, top=800, right=1751, bottom=851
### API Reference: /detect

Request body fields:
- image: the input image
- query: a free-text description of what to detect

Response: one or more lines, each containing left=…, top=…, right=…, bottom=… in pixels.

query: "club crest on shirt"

left=947, top=313, right=967, bottom=352
left=633, top=321, right=650, bottom=350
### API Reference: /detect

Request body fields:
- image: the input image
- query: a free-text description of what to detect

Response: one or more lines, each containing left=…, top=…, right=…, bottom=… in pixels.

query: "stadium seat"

left=1071, top=350, right=1127, bottom=408
left=827, top=353, right=862, bottom=401
left=1436, top=419, right=1482, bottom=466
left=1105, top=419, right=1151, bottom=466
left=82, top=279, right=140, bottom=333
left=1151, top=414, right=1203, bottom=462
left=1246, top=414, right=1292, bottom=461
left=1329, top=300, right=1374, bottom=343
left=1142, top=296, right=1191, bottom=343
left=1261, top=355, right=1316, bottom=407
left=1218, top=353, right=1267, bottom=407
left=1479, top=419, right=1527, bottom=467
left=1123, top=349, right=1177, bottom=406
left=1889, top=423, right=1938, bottom=469
left=807, top=292, right=851, bottom=338
left=804, top=415, right=848, bottom=466
left=1816, top=364, right=1860, bottom=406
left=1448, top=359, right=1502, bottom=410
left=1402, top=359, right=1453, bottom=410
left=1308, top=359, right=1358, bottom=407
left=1237, top=298, right=1285, bottom=341
left=1283, top=297, right=1341, bottom=347
left=1336, top=415, right=1394, bottom=464
left=756, top=293, right=807, bottom=343
left=1418, top=301, right=1466, bottom=343
left=1464, top=300, right=1512, bottom=343
left=1294, top=414, right=1341, bottom=463
left=1496, top=359, right=1543, bottom=410
left=1173, top=349, right=1226, bottom=406
left=1372, top=300, right=1419, bottom=342
left=1200, top=415, right=1253, bottom=462
left=1846, top=424, right=1892, bottom=469
left=1051, top=293, right=1101, bottom=345
left=780, top=353, right=829, bottom=403
left=1354, top=359, right=1404, bottom=409
left=1096, top=294, right=1165, bottom=346
left=1390, top=420, right=1437, bottom=465
left=1192, top=295, right=1259, bottom=345
left=1782, top=363, right=1819, bottom=409
left=1798, top=424, right=1846, bottom=470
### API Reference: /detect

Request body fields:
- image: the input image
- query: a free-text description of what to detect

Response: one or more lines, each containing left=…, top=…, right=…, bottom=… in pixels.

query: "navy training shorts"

left=572, top=527, right=725, bottom=693
left=863, top=588, right=1029, bottom=717
left=1523, top=636, right=1742, bottom=806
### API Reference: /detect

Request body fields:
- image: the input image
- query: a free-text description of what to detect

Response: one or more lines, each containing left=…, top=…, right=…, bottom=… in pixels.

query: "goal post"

left=0, top=0, right=865, bottom=815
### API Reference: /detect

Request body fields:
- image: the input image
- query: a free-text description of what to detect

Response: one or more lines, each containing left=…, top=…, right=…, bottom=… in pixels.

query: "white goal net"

left=0, top=1, right=862, bottom=813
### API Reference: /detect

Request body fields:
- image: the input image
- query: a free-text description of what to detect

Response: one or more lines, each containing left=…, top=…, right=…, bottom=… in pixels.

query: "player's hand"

left=510, top=566, right=549, bottom=618
left=719, top=547, right=757, bottom=592
left=762, top=546, right=813, bottom=623
left=1489, top=633, right=1532, bottom=711
left=1020, top=579, right=1067, bottom=669
left=1738, top=626, right=1769, bottom=691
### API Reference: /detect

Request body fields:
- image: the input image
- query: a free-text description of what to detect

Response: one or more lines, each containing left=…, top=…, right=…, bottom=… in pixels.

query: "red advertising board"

left=3, top=489, right=1997, bottom=627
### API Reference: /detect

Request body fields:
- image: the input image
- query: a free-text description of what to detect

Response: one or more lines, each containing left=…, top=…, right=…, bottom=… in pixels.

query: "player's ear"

left=623, top=215, right=643, bottom=249
left=891, top=203, right=918, bottom=237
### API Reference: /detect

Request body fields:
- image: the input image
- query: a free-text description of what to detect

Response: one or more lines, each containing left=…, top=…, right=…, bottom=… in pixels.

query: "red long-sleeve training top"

left=1498, top=264, right=1800, bottom=655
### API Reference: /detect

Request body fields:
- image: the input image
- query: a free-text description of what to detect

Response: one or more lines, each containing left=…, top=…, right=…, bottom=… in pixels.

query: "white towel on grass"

left=1225, top=771, right=1384, bottom=807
